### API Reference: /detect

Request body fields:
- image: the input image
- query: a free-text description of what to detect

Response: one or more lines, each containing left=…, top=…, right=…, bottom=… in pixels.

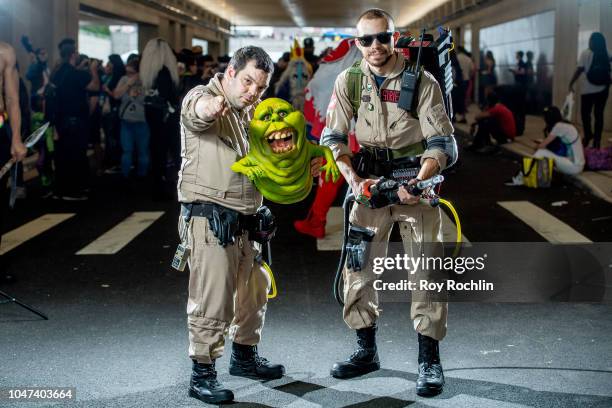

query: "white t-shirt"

left=577, top=49, right=609, bottom=95
left=551, top=122, right=584, bottom=165
left=457, top=53, right=474, bottom=82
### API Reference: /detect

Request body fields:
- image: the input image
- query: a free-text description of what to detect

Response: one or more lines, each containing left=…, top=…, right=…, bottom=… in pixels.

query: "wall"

left=438, top=0, right=611, bottom=130
left=0, top=0, right=231, bottom=77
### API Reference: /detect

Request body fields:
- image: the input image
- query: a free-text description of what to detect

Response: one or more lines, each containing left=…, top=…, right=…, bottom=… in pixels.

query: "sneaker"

left=504, top=173, right=524, bottom=186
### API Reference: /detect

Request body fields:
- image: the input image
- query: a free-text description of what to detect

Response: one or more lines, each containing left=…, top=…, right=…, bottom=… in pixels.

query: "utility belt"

left=181, top=202, right=276, bottom=247
left=352, top=141, right=425, bottom=183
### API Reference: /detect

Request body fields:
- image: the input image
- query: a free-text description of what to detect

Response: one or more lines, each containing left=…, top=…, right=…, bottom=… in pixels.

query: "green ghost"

left=231, top=98, right=340, bottom=204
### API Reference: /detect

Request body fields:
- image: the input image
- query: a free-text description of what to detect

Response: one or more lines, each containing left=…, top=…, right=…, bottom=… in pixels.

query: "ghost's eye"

left=262, top=114, right=271, bottom=121
left=278, top=111, right=287, bottom=118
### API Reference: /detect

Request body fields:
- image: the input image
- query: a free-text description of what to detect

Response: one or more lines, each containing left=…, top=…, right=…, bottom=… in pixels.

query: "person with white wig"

left=140, top=38, right=179, bottom=199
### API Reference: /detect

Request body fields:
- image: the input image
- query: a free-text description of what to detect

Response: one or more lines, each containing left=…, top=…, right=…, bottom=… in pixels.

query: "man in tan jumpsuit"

left=321, top=9, right=454, bottom=397
left=0, top=42, right=27, bottom=283
left=178, top=46, right=323, bottom=404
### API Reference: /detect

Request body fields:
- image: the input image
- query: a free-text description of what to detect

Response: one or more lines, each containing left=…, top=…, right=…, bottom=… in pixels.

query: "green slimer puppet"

left=231, top=98, right=340, bottom=204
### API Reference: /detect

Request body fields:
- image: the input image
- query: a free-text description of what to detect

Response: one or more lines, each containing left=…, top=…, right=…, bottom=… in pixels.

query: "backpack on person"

left=586, top=54, right=611, bottom=86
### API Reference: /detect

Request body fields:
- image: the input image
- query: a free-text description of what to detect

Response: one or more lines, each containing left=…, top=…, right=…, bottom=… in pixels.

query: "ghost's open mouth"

left=267, top=128, right=295, bottom=154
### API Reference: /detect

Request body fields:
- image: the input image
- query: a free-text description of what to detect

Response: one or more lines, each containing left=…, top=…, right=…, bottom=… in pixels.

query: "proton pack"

left=346, top=27, right=454, bottom=120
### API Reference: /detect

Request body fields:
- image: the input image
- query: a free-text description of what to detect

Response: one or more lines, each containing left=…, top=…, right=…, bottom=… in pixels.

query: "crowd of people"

left=460, top=32, right=610, bottom=177
left=15, top=38, right=240, bottom=201
left=1, top=30, right=609, bottom=204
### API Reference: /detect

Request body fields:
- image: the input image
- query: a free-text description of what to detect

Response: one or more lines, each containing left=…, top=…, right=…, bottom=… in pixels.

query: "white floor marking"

left=498, top=201, right=591, bottom=243
left=0, top=213, right=76, bottom=255
left=76, top=212, right=164, bottom=255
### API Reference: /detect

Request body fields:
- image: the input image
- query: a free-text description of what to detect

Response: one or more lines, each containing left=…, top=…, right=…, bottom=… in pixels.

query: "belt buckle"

left=375, top=148, right=392, bottom=162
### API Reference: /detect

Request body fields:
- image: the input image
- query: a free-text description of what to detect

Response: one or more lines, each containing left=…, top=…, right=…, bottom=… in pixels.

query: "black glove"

left=368, top=177, right=402, bottom=209
left=207, top=206, right=241, bottom=247
left=248, top=206, right=277, bottom=244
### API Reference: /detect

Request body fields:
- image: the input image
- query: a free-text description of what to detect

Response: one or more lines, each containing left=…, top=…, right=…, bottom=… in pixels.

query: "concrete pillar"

left=185, top=26, right=194, bottom=49
left=138, top=23, right=159, bottom=53
left=0, top=0, right=78, bottom=75
left=552, top=0, right=579, bottom=108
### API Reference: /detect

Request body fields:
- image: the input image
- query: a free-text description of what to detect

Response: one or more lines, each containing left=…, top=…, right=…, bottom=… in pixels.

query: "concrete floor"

left=1, top=133, right=611, bottom=407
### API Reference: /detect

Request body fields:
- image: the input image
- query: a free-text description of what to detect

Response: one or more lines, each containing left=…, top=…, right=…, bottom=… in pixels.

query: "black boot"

left=416, top=333, right=444, bottom=397
left=188, top=360, right=234, bottom=404
left=229, top=342, right=285, bottom=380
left=331, top=325, right=380, bottom=379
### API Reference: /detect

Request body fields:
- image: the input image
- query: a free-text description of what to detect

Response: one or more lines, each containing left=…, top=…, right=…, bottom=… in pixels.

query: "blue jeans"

left=120, top=121, right=150, bottom=178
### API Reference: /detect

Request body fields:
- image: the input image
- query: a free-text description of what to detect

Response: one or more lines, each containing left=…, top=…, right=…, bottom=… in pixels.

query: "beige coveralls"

left=177, top=74, right=270, bottom=364
left=324, top=52, right=454, bottom=341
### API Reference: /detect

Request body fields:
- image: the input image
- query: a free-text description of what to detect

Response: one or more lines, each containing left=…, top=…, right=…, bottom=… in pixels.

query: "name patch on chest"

left=381, top=89, right=400, bottom=103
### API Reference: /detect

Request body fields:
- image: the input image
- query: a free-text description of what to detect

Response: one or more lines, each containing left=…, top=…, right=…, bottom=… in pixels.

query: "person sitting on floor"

left=467, top=92, right=516, bottom=153
left=533, top=106, right=584, bottom=175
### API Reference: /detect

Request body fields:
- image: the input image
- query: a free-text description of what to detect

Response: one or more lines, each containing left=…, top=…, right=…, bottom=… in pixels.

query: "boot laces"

left=349, top=345, right=374, bottom=362
left=421, top=362, right=442, bottom=377
left=251, top=346, right=271, bottom=367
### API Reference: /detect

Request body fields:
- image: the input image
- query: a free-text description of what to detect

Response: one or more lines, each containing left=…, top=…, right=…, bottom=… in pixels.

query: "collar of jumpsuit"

left=360, top=51, right=407, bottom=89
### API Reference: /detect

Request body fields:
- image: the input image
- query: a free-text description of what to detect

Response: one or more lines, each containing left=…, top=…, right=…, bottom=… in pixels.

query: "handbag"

left=584, top=147, right=612, bottom=170
left=521, top=157, right=554, bottom=188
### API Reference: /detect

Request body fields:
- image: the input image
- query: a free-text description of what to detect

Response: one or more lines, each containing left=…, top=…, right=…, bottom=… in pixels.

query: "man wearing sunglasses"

left=321, top=8, right=454, bottom=397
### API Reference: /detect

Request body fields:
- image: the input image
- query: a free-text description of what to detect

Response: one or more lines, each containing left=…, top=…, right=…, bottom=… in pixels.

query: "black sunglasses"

left=356, top=32, right=393, bottom=47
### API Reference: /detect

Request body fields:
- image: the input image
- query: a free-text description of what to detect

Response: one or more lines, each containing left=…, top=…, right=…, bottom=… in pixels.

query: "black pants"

left=146, top=107, right=171, bottom=193
left=452, top=80, right=468, bottom=116
left=581, top=88, right=609, bottom=149
left=55, top=116, right=89, bottom=196
left=102, top=110, right=121, bottom=167
left=473, top=117, right=509, bottom=148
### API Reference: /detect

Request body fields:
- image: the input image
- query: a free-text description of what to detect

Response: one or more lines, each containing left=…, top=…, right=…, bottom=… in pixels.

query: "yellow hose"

left=261, top=261, right=277, bottom=299
left=439, top=198, right=462, bottom=257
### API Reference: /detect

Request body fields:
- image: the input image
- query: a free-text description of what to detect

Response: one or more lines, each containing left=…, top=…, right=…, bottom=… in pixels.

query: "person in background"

left=303, top=37, right=319, bottom=73
left=454, top=46, right=474, bottom=123
left=533, top=106, right=584, bottom=175
left=25, top=47, right=49, bottom=112
left=84, top=57, right=105, bottom=177
left=191, top=45, right=203, bottom=59
left=50, top=39, right=100, bottom=200
left=524, top=51, right=537, bottom=113
left=140, top=38, right=179, bottom=200
left=569, top=32, right=611, bottom=149
left=179, top=51, right=206, bottom=101
left=479, top=50, right=497, bottom=106
left=217, top=55, right=230, bottom=73
left=113, top=58, right=149, bottom=181
left=198, top=54, right=216, bottom=85
left=102, top=54, right=126, bottom=172
left=0, top=41, right=27, bottom=283
left=468, top=92, right=515, bottom=153
left=263, top=52, right=289, bottom=99
left=510, top=51, right=528, bottom=87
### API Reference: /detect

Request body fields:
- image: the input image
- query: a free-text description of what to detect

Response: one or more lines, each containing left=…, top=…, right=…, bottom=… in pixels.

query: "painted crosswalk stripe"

left=317, top=207, right=344, bottom=251
left=0, top=213, right=76, bottom=255
left=498, top=201, right=591, bottom=243
left=316, top=207, right=469, bottom=251
left=76, top=211, right=164, bottom=255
